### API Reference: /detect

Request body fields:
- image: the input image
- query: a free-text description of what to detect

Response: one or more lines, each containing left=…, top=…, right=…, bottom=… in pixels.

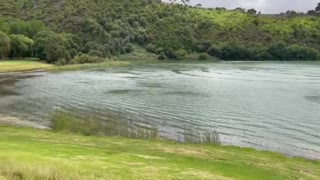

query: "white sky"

left=163, top=0, right=319, bottom=14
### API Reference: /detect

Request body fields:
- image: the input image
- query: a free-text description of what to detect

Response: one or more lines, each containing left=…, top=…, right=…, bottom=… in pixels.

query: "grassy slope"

left=0, top=126, right=319, bottom=180
left=0, top=60, right=131, bottom=73
left=0, top=60, right=53, bottom=72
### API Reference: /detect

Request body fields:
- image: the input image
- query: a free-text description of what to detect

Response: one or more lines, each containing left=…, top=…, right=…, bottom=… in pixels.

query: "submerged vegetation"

left=51, top=110, right=221, bottom=144
left=0, top=0, right=319, bottom=63
left=51, top=110, right=159, bottom=140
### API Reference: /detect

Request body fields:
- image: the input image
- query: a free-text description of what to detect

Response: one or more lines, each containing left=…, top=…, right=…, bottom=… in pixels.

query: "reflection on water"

left=1, top=61, right=320, bottom=159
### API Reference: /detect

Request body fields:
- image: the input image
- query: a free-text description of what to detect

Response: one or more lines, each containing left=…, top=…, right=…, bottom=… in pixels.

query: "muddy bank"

left=0, top=115, right=49, bottom=130
left=0, top=71, right=44, bottom=97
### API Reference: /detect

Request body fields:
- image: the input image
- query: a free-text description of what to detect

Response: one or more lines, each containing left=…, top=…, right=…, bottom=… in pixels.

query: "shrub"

left=154, top=47, right=164, bottom=55
left=70, top=54, right=103, bottom=64
left=207, top=45, right=221, bottom=57
left=198, top=53, right=208, bottom=60
left=267, top=43, right=320, bottom=60
left=267, top=42, right=288, bottom=60
left=219, top=43, right=252, bottom=60
left=123, top=43, right=134, bottom=53
left=55, top=58, right=67, bottom=66
left=158, top=52, right=166, bottom=60
left=88, top=50, right=103, bottom=57
left=286, top=45, right=319, bottom=60
left=196, top=41, right=211, bottom=52
left=173, top=49, right=187, bottom=60
left=145, top=43, right=156, bottom=53
left=249, top=46, right=272, bottom=60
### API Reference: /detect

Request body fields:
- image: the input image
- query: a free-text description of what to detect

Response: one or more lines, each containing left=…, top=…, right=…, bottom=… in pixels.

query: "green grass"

left=0, top=59, right=53, bottom=73
left=0, top=59, right=131, bottom=73
left=0, top=126, right=319, bottom=179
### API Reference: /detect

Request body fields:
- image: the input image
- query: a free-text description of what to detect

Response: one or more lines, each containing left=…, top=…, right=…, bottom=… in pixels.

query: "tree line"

left=0, top=0, right=319, bottom=63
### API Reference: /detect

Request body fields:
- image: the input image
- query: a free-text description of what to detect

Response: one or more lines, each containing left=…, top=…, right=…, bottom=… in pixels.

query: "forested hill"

left=0, top=0, right=320, bottom=63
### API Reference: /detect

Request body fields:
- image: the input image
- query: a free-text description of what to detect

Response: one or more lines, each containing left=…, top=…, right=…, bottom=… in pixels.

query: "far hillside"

left=0, top=0, right=320, bottom=64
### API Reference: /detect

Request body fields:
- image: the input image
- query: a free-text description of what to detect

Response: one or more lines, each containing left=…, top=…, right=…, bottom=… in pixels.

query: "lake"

left=1, top=61, right=320, bottom=159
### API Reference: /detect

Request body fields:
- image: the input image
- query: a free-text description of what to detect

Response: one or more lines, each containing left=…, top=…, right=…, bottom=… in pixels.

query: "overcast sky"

left=164, top=0, right=319, bottom=14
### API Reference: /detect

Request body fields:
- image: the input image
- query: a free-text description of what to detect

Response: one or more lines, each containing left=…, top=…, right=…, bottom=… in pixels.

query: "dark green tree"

left=247, top=9, right=257, bottom=15
left=316, top=2, right=320, bottom=11
left=0, top=31, right=10, bottom=59
left=34, top=31, right=71, bottom=63
left=9, top=34, right=34, bottom=58
left=9, top=20, right=45, bottom=38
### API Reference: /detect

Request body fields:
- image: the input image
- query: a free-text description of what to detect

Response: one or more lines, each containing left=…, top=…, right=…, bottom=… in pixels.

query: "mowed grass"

left=0, top=59, right=53, bottom=73
left=0, top=59, right=131, bottom=73
left=0, top=126, right=319, bottom=180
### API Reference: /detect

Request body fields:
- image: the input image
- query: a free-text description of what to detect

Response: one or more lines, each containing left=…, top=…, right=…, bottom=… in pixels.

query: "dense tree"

left=0, top=20, right=8, bottom=33
left=247, top=9, right=257, bottom=15
left=219, top=43, right=252, bottom=60
left=9, top=34, right=34, bottom=58
left=316, top=2, right=320, bottom=11
left=307, top=10, right=317, bottom=16
left=286, top=45, right=319, bottom=60
left=9, top=20, right=46, bottom=38
left=268, top=42, right=288, bottom=60
left=195, top=4, right=202, bottom=8
left=234, top=8, right=246, bottom=13
left=34, top=31, right=71, bottom=63
left=0, top=31, right=10, bottom=59
left=0, top=0, right=319, bottom=62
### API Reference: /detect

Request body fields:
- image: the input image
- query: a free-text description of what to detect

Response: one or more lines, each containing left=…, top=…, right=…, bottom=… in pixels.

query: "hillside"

left=0, top=126, right=319, bottom=179
left=0, top=0, right=320, bottom=62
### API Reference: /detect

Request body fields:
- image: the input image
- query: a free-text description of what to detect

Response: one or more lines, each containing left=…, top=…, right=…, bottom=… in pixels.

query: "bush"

left=173, top=49, right=187, bottom=60
left=196, top=41, right=212, bottom=52
left=198, top=53, right=208, bottom=60
left=267, top=42, right=288, bottom=60
left=145, top=43, right=156, bottom=53
left=219, top=43, right=252, bottom=60
left=164, top=49, right=176, bottom=59
left=267, top=43, right=320, bottom=60
left=88, top=50, right=103, bottom=57
left=55, top=58, right=67, bottom=66
left=123, top=43, right=134, bottom=53
left=154, top=47, right=164, bottom=55
left=70, top=54, right=103, bottom=64
left=249, top=46, right=272, bottom=60
left=207, top=45, right=221, bottom=57
left=286, top=45, right=319, bottom=60
left=158, top=52, right=166, bottom=60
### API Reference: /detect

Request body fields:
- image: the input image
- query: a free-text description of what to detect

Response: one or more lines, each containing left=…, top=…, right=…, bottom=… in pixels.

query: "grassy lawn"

left=0, top=59, right=131, bottom=73
left=0, top=59, right=53, bottom=73
left=0, top=126, right=319, bottom=179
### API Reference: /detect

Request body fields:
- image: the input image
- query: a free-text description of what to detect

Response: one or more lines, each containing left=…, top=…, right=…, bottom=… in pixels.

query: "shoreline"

left=0, top=118, right=319, bottom=161
left=1, top=61, right=320, bottom=161
left=2, top=60, right=320, bottom=74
